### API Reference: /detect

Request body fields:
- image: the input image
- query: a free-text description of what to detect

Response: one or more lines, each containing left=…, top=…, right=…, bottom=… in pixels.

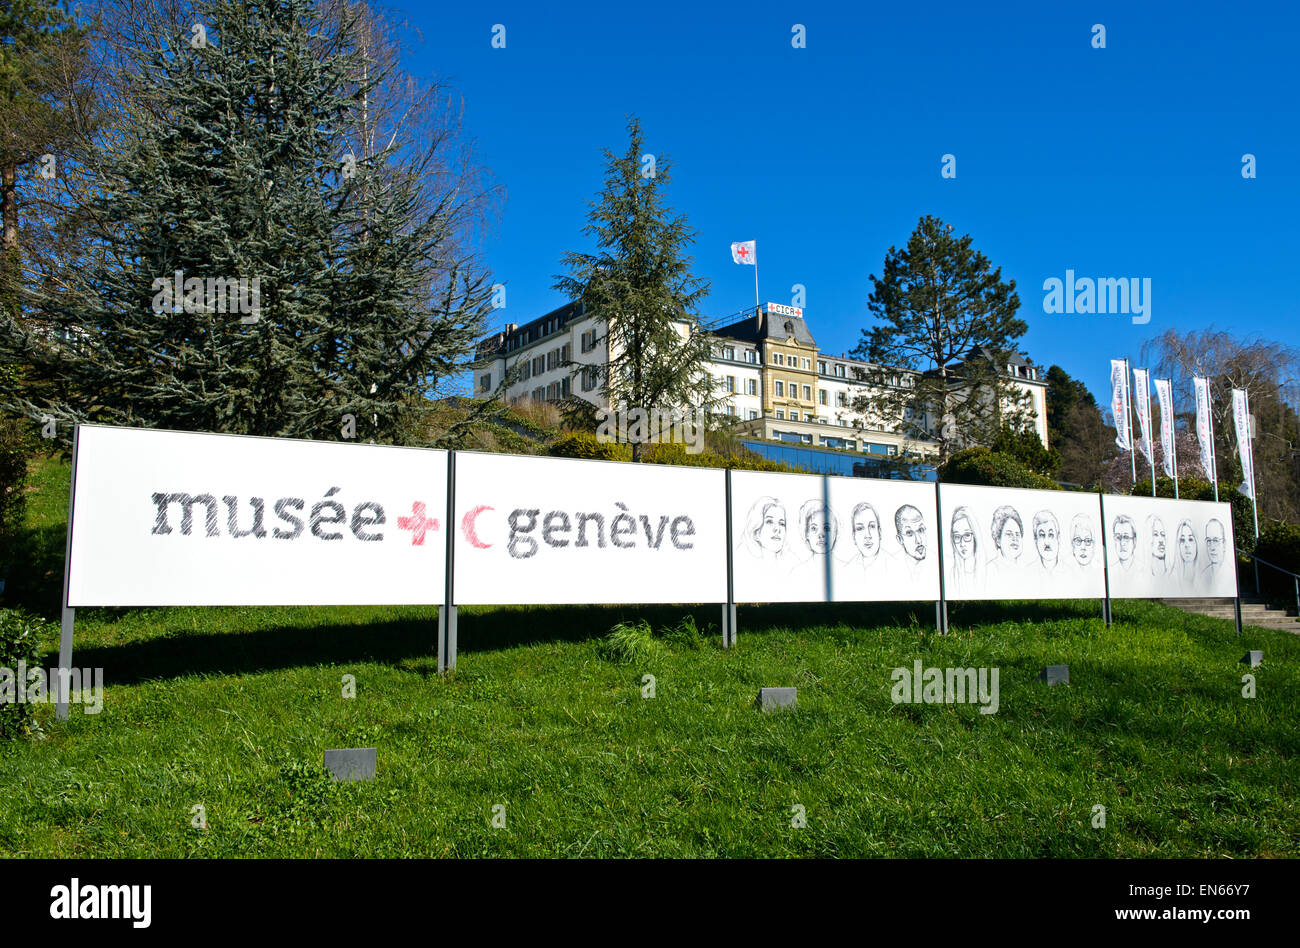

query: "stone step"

left=1156, top=597, right=1299, bottom=633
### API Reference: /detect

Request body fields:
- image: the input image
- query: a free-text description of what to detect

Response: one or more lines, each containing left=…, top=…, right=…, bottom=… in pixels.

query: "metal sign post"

left=438, top=450, right=457, bottom=672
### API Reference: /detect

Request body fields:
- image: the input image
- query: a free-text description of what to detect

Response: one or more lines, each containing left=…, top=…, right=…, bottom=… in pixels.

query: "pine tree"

left=555, top=116, right=720, bottom=461
left=852, top=215, right=1032, bottom=461
left=1, top=0, right=492, bottom=442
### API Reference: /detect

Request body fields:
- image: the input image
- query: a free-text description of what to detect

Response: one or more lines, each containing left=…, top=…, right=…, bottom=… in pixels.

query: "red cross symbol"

left=736, top=244, right=750, bottom=260
left=397, top=502, right=439, bottom=545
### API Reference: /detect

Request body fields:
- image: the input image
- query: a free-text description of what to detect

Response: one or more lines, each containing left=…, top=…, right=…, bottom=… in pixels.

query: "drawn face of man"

left=897, top=508, right=926, bottom=561
left=1033, top=515, right=1058, bottom=568
left=852, top=509, right=881, bottom=560
left=806, top=511, right=833, bottom=554
left=1150, top=518, right=1167, bottom=561
left=1205, top=520, right=1225, bottom=565
left=998, top=519, right=1022, bottom=561
left=1114, top=519, right=1136, bottom=564
left=1178, top=524, right=1196, bottom=563
left=1072, top=523, right=1095, bottom=566
left=952, top=515, right=976, bottom=563
left=758, top=505, right=785, bottom=553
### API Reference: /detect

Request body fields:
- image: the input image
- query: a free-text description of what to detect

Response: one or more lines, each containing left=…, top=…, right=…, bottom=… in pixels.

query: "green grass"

left=1, top=456, right=1297, bottom=857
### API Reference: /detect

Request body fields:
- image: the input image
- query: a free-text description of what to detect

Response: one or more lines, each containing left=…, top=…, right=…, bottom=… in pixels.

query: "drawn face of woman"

left=806, top=511, right=833, bottom=554
left=1177, top=523, right=1196, bottom=563
left=852, top=510, right=880, bottom=559
left=952, top=515, right=976, bottom=563
left=998, top=518, right=1022, bottom=560
left=758, top=504, right=786, bottom=553
left=1151, top=519, right=1167, bottom=560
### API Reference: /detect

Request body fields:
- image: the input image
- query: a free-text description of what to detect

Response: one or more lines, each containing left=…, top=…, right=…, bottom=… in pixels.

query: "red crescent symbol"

left=462, top=505, right=493, bottom=549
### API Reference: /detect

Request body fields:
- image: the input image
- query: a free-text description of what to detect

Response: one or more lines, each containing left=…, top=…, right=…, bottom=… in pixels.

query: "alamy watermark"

left=1, top=663, right=104, bottom=714
left=1042, top=270, right=1151, bottom=325
left=891, top=660, right=999, bottom=714
left=151, top=270, right=262, bottom=323
left=596, top=406, right=706, bottom=454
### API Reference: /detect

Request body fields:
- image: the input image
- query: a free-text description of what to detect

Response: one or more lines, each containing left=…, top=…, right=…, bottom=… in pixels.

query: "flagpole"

left=1170, top=379, right=1179, bottom=499
left=753, top=257, right=760, bottom=313
left=1143, top=372, right=1155, bottom=497
left=1245, top=387, right=1259, bottom=540
left=1125, top=359, right=1136, bottom=486
left=1206, top=379, right=1219, bottom=502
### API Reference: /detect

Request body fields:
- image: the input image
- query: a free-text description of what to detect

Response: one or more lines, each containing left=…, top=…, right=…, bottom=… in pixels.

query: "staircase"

left=1160, top=597, right=1300, bottom=632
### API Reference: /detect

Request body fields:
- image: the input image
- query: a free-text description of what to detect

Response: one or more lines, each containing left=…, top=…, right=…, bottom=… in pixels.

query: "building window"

left=533, top=356, right=544, bottom=376
left=581, top=330, right=596, bottom=353
left=479, top=373, right=491, bottom=392
left=835, top=364, right=845, bottom=378
left=546, top=382, right=558, bottom=400
left=747, top=409, right=758, bottom=420
left=818, top=360, right=827, bottom=374
left=819, top=390, right=827, bottom=405
left=802, top=358, right=810, bottom=370
left=836, top=392, right=847, bottom=407
left=533, top=386, right=544, bottom=402
left=725, top=375, right=735, bottom=393
left=745, top=350, right=757, bottom=363
left=745, top=378, right=757, bottom=396
left=774, top=381, right=784, bottom=397
left=805, top=413, right=814, bottom=422
left=802, top=384, right=811, bottom=401
left=776, top=410, right=785, bottom=419
left=560, top=377, right=570, bottom=397
left=561, top=343, right=571, bottom=362
left=723, top=346, right=735, bottom=360
left=582, top=366, right=597, bottom=391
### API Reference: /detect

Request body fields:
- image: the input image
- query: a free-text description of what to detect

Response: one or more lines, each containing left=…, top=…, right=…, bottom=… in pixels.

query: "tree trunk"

left=1, top=162, right=18, bottom=319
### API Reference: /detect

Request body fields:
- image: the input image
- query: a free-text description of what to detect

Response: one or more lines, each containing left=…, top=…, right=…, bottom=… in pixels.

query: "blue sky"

left=400, top=0, right=1298, bottom=406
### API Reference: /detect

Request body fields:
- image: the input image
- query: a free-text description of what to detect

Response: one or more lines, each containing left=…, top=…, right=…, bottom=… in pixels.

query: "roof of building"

left=713, top=309, right=818, bottom=347
left=475, top=300, right=585, bottom=360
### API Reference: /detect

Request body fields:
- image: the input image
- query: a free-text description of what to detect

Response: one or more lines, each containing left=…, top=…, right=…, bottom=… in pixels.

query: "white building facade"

left=474, top=302, right=1048, bottom=459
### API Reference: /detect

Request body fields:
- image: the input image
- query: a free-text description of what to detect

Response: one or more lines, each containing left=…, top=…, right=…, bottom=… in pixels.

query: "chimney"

left=754, top=307, right=764, bottom=333
left=505, top=323, right=517, bottom=333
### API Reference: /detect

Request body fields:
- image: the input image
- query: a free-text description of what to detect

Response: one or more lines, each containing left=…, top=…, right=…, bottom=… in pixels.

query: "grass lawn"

left=1, top=456, right=1297, bottom=857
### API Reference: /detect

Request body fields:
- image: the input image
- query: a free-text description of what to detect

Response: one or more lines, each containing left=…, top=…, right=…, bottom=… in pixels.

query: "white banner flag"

left=1133, top=368, right=1154, bottom=466
left=1232, top=388, right=1255, bottom=499
left=1110, top=360, right=1131, bottom=451
left=1153, top=377, right=1176, bottom=478
left=1193, top=375, right=1214, bottom=478
left=730, top=240, right=756, bottom=265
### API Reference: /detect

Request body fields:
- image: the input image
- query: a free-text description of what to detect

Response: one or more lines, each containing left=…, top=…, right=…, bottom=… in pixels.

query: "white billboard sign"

left=452, top=452, right=727, bottom=605
left=731, top=471, right=939, bottom=603
left=67, top=425, right=448, bottom=607
left=938, top=484, right=1107, bottom=601
left=1101, top=494, right=1237, bottom=599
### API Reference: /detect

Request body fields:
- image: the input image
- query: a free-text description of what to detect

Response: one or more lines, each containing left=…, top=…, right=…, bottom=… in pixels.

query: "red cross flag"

left=730, top=240, right=756, bottom=265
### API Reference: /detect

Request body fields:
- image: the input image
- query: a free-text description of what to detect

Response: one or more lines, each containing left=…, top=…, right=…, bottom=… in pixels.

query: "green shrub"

left=0, top=414, right=30, bottom=557
left=1254, top=521, right=1300, bottom=601
left=547, top=432, right=631, bottom=462
left=0, top=608, right=48, bottom=741
left=938, top=447, right=1061, bottom=491
left=991, top=425, right=1062, bottom=477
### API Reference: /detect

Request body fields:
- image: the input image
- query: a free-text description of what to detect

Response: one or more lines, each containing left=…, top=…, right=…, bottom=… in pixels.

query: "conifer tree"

left=1, top=0, right=493, bottom=442
left=852, top=215, right=1032, bottom=461
left=555, top=116, right=720, bottom=461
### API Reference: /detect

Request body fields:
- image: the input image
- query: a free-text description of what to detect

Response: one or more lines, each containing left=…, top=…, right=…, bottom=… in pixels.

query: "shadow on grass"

left=42, top=598, right=1127, bottom=688
left=1, top=522, right=65, bottom=616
